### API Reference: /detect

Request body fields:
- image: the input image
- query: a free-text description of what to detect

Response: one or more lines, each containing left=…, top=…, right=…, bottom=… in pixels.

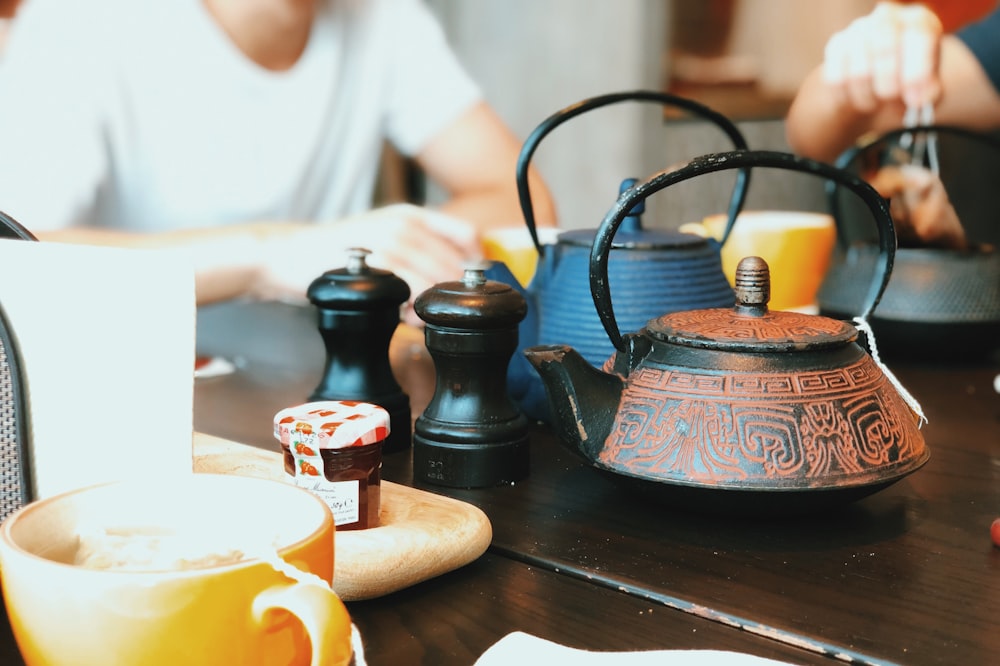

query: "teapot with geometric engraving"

left=524, top=150, right=929, bottom=513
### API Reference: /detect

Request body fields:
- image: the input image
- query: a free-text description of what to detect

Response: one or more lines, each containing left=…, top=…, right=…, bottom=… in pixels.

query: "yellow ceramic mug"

left=683, top=211, right=836, bottom=312
left=0, top=474, right=353, bottom=666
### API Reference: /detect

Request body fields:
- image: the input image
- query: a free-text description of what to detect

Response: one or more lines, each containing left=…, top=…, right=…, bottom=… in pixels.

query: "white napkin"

left=350, top=624, right=368, bottom=666
left=474, top=632, right=797, bottom=665
left=0, top=239, right=196, bottom=499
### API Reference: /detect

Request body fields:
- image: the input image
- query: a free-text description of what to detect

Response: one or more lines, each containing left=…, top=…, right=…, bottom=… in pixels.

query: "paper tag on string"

left=854, top=316, right=927, bottom=427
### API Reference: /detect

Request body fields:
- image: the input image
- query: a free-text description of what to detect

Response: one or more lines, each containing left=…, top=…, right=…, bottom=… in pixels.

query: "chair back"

left=0, top=210, right=36, bottom=521
left=0, top=305, right=31, bottom=522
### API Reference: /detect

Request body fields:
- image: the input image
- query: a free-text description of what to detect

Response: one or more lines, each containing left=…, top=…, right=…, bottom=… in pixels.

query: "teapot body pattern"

left=595, top=312, right=924, bottom=489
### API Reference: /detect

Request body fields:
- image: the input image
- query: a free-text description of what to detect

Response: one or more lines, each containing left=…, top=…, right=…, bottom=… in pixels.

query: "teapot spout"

left=523, top=344, right=623, bottom=461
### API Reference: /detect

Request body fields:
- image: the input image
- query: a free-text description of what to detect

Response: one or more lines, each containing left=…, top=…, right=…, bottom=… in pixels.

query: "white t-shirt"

left=0, top=0, right=481, bottom=233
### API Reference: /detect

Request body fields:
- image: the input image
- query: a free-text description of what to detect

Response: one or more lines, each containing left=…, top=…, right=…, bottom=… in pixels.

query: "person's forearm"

left=416, top=101, right=558, bottom=233
left=36, top=224, right=290, bottom=305
left=34, top=205, right=489, bottom=313
left=785, top=67, right=906, bottom=163
left=787, top=35, right=1000, bottom=163
left=438, top=167, right=556, bottom=233
left=931, top=35, right=1000, bottom=129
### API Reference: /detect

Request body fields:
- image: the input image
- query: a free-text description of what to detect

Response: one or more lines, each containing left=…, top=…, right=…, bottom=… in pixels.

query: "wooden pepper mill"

left=413, top=263, right=530, bottom=488
left=307, top=247, right=412, bottom=454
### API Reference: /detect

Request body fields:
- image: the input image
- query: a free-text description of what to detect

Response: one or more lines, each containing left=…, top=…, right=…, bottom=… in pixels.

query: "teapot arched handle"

left=591, top=150, right=896, bottom=353
left=517, top=90, right=751, bottom=254
left=825, top=123, right=1000, bottom=250
left=0, top=210, right=36, bottom=241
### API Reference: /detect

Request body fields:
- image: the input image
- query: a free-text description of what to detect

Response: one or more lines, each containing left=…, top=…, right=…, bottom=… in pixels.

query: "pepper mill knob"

left=413, top=263, right=530, bottom=487
left=306, top=247, right=412, bottom=453
left=345, top=247, right=371, bottom=273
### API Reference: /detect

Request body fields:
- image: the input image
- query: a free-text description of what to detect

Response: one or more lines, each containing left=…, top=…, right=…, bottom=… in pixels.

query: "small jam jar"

left=273, top=400, right=388, bottom=530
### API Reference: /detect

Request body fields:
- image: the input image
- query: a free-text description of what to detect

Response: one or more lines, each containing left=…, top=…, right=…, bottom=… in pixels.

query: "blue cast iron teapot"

left=484, top=90, right=752, bottom=422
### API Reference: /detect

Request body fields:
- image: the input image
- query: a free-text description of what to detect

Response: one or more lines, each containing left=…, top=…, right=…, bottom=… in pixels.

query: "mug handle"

left=591, top=150, right=895, bottom=353
left=825, top=123, right=1000, bottom=250
left=252, top=582, right=354, bottom=666
left=516, top=89, right=752, bottom=253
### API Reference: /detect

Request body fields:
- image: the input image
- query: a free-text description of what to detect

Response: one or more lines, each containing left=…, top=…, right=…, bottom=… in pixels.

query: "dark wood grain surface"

left=350, top=552, right=835, bottom=665
left=190, top=301, right=1000, bottom=665
left=0, top=552, right=832, bottom=666
left=0, top=301, right=837, bottom=666
left=384, top=364, right=1000, bottom=666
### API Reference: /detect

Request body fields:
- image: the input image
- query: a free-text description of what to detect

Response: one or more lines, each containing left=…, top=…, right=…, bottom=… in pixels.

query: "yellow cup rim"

left=0, top=474, right=333, bottom=579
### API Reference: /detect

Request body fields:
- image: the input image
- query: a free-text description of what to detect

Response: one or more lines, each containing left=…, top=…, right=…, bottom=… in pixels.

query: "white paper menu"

left=0, top=238, right=196, bottom=499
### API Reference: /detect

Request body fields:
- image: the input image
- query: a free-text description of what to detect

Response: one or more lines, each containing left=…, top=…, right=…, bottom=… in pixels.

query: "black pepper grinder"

left=307, top=247, right=412, bottom=454
left=413, top=263, right=530, bottom=487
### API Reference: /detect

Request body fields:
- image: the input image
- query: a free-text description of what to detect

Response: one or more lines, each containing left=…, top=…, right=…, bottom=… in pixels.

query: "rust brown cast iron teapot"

left=524, top=150, right=930, bottom=514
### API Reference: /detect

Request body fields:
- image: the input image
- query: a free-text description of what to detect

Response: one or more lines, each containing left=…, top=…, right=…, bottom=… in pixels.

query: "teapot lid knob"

left=648, top=252, right=857, bottom=351
left=618, top=178, right=645, bottom=234
left=734, top=256, right=769, bottom=317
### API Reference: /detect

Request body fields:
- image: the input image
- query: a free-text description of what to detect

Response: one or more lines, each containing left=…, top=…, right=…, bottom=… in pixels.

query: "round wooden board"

left=192, top=433, right=492, bottom=601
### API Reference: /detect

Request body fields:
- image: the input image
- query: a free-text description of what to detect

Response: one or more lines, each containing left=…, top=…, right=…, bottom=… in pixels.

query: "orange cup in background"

left=685, top=211, right=837, bottom=312
left=482, top=227, right=560, bottom=287
left=0, top=474, right=353, bottom=666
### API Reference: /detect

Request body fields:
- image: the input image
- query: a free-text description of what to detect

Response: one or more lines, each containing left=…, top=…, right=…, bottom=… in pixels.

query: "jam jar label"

left=295, top=478, right=361, bottom=526
left=297, top=477, right=361, bottom=527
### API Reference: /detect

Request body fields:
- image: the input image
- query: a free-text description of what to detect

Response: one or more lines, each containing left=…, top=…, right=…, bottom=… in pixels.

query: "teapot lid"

left=647, top=256, right=856, bottom=352
left=557, top=227, right=709, bottom=250
left=557, top=177, right=713, bottom=250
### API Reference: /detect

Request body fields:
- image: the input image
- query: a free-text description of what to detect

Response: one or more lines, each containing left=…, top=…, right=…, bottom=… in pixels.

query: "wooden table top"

left=385, top=363, right=1000, bottom=665
left=3, top=300, right=996, bottom=665
left=189, top=301, right=1000, bottom=665
left=0, top=546, right=828, bottom=666
left=348, top=551, right=834, bottom=665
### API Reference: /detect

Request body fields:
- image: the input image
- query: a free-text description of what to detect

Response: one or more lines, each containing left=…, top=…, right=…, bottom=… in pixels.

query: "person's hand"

left=823, top=1, right=943, bottom=112
left=257, top=203, right=483, bottom=326
left=362, top=204, right=484, bottom=326
left=866, top=164, right=967, bottom=249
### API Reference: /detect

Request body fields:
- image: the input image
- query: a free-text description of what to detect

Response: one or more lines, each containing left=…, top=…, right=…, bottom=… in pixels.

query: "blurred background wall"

left=425, top=0, right=670, bottom=230
left=424, top=0, right=996, bottom=234
left=423, top=0, right=866, bottom=230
